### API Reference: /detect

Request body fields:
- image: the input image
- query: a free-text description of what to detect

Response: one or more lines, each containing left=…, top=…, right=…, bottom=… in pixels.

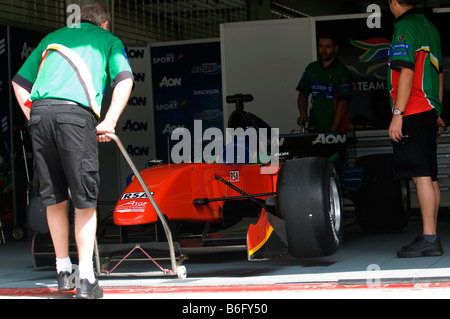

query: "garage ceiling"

left=2, top=0, right=449, bottom=43
left=115, top=0, right=450, bottom=42
left=271, top=0, right=450, bottom=18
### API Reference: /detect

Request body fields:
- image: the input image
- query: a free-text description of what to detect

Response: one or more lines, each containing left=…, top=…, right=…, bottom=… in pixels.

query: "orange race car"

left=109, top=155, right=343, bottom=262
left=92, top=95, right=351, bottom=279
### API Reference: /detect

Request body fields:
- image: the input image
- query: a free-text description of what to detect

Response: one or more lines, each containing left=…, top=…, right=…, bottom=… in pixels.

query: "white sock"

left=78, top=260, right=96, bottom=284
left=56, top=257, right=72, bottom=274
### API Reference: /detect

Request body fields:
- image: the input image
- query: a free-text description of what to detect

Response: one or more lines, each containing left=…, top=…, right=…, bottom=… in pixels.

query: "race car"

left=95, top=93, right=347, bottom=274
left=108, top=156, right=343, bottom=261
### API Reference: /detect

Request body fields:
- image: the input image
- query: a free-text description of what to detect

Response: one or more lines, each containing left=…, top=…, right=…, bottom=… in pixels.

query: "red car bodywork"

left=114, top=163, right=278, bottom=226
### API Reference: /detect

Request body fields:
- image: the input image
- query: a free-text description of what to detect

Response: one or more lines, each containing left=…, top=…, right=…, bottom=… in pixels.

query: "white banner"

left=98, top=44, right=154, bottom=207
left=117, top=44, right=155, bottom=189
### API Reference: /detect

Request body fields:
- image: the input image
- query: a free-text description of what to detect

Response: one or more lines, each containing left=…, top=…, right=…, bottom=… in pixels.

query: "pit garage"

left=2, top=0, right=450, bottom=302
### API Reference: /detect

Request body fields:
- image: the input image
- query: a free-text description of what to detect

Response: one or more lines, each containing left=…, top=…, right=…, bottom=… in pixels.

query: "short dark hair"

left=318, top=32, right=338, bottom=46
left=81, top=3, right=111, bottom=29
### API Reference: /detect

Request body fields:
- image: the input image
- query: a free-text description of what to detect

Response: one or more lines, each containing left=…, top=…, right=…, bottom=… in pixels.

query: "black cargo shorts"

left=392, top=109, right=438, bottom=181
left=28, top=99, right=99, bottom=209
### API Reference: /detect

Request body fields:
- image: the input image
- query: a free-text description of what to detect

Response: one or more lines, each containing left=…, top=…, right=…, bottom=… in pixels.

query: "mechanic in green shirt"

left=296, top=35, right=353, bottom=133
left=387, top=0, right=445, bottom=258
left=11, top=3, right=134, bottom=298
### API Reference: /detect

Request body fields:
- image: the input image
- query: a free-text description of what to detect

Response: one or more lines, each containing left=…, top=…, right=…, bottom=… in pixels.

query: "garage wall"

left=220, top=18, right=315, bottom=134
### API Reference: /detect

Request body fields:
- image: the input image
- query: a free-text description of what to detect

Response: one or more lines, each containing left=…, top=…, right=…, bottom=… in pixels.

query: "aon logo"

left=312, top=134, right=347, bottom=145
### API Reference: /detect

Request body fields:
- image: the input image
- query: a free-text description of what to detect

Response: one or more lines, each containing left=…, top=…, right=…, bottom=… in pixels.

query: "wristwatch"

left=393, top=109, right=404, bottom=116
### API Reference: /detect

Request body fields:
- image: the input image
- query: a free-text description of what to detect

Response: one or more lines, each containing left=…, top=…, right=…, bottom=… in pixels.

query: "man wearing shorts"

left=388, top=0, right=445, bottom=257
left=11, top=3, right=134, bottom=297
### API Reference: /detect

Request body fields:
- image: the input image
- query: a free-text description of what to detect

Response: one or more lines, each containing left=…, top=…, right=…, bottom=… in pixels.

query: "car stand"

left=95, top=133, right=187, bottom=279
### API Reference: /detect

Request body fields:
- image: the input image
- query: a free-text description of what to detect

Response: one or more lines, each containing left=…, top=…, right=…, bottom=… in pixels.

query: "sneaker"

left=397, top=235, right=444, bottom=258
left=57, top=271, right=75, bottom=292
left=76, top=278, right=103, bottom=299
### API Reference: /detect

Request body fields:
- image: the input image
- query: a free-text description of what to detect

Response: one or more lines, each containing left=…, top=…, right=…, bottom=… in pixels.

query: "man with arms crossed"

left=12, top=3, right=134, bottom=298
left=388, top=0, right=445, bottom=257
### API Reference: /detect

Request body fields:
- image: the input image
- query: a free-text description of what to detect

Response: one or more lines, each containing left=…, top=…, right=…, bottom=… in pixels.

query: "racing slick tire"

left=277, top=157, right=343, bottom=258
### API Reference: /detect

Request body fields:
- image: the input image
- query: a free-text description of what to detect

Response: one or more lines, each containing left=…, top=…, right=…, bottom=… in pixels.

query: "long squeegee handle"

left=104, top=133, right=165, bottom=222
left=104, top=133, right=178, bottom=271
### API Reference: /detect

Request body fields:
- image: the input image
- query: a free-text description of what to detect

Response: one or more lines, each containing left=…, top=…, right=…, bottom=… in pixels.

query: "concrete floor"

left=1, top=216, right=450, bottom=299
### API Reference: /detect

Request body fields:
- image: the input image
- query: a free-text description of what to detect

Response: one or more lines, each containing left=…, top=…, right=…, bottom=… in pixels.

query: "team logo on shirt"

left=398, top=35, right=405, bottom=41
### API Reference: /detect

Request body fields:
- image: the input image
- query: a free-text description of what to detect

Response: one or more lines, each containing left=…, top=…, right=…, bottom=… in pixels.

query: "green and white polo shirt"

left=13, top=22, right=133, bottom=117
left=296, top=58, right=353, bottom=133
